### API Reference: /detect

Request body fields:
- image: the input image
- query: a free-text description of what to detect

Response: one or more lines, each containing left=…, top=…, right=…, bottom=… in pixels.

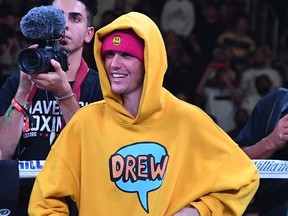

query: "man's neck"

left=122, top=91, right=142, bottom=118
left=66, top=50, right=83, bottom=81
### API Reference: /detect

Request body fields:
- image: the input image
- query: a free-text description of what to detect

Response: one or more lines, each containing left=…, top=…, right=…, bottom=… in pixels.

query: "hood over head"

left=94, top=12, right=168, bottom=124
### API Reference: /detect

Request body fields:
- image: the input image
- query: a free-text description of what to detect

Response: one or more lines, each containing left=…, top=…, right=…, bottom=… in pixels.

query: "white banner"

left=18, top=159, right=288, bottom=179
left=252, top=159, right=288, bottom=179
left=19, top=160, right=45, bottom=178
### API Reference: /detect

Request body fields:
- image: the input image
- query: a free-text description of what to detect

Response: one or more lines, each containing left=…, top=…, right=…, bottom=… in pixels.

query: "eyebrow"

left=69, top=12, right=83, bottom=17
left=60, top=9, right=83, bottom=18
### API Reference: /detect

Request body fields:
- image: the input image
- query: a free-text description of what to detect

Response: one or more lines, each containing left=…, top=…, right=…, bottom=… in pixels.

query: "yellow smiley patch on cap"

left=102, top=29, right=144, bottom=61
left=112, top=36, right=121, bottom=46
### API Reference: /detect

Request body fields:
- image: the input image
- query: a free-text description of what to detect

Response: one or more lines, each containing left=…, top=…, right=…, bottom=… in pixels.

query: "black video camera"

left=17, top=39, right=69, bottom=74
left=17, top=5, right=69, bottom=74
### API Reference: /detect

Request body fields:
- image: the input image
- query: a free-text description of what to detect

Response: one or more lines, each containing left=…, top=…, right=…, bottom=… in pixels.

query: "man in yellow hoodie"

left=28, top=12, right=259, bottom=215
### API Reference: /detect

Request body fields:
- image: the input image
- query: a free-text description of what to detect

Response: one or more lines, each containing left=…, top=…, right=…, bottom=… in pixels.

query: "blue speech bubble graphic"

left=109, top=142, right=169, bottom=213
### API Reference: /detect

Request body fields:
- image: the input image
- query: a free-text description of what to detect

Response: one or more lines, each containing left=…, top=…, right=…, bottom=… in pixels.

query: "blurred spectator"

left=241, top=74, right=273, bottom=115
left=160, top=0, right=195, bottom=38
left=240, top=46, right=283, bottom=114
left=217, top=15, right=256, bottom=72
left=195, top=47, right=244, bottom=132
left=203, top=46, right=233, bottom=85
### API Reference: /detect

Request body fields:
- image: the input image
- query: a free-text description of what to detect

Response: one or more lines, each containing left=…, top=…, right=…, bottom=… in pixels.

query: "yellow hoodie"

left=29, top=12, right=259, bottom=216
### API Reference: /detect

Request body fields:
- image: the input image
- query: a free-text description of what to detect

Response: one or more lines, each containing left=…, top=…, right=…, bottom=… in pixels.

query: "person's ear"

left=84, top=26, right=95, bottom=43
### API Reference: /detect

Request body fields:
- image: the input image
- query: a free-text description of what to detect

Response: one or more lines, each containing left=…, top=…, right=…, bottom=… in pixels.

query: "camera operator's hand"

left=29, top=59, right=72, bottom=97
left=29, top=59, right=80, bottom=124
left=15, top=44, right=39, bottom=104
left=14, top=71, right=34, bottom=104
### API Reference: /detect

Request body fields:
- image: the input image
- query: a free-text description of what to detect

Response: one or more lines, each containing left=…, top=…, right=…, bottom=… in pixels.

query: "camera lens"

left=17, top=48, right=54, bottom=74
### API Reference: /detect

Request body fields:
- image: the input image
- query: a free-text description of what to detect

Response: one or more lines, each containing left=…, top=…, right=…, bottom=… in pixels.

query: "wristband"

left=6, top=99, right=28, bottom=122
left=5, top=98, right=33, bottom=132
left=5, top=104, right=16, bottom=124
left=11, top=98, right=27, bottom=115
left=55, top=91, right=76, bottom=104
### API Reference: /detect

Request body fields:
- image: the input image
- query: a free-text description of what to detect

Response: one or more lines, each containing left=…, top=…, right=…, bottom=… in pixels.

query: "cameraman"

left=0, top=0, right=102, bottom=214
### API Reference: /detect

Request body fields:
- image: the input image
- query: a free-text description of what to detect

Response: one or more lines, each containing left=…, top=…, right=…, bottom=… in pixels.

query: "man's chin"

left=60, top=40, right=68, bottom=46
left=59, top=42, right=71, bottom=53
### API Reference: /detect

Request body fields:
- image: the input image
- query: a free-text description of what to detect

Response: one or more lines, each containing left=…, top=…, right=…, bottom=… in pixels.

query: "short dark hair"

left=50, top=0, right=98, bottom=26
left=78, top=0, right=98, bottom=26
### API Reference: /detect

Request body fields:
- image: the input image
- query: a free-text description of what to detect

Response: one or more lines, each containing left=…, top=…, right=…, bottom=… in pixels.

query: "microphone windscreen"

left=20, top=5, right=66, bottom=40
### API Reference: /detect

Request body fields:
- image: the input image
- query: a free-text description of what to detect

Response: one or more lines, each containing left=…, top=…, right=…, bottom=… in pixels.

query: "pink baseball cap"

left=101, top=29, right=144, bottom=61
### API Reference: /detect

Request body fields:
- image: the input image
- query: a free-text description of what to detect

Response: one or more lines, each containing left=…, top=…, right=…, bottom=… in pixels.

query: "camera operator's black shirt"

left=0, top=65, right=102, bottom=215
left=0, top=68, right=103, bottom=160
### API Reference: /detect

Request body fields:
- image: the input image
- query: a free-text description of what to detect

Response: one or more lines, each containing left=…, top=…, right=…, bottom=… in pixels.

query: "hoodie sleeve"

left=190, top=146, right=259, bottom=216
left=28, top=149, right=75, bottom=216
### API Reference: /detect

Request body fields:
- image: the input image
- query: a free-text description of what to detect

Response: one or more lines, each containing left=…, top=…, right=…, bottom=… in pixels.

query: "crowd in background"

left=1, top=0, right=288, bottom=137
